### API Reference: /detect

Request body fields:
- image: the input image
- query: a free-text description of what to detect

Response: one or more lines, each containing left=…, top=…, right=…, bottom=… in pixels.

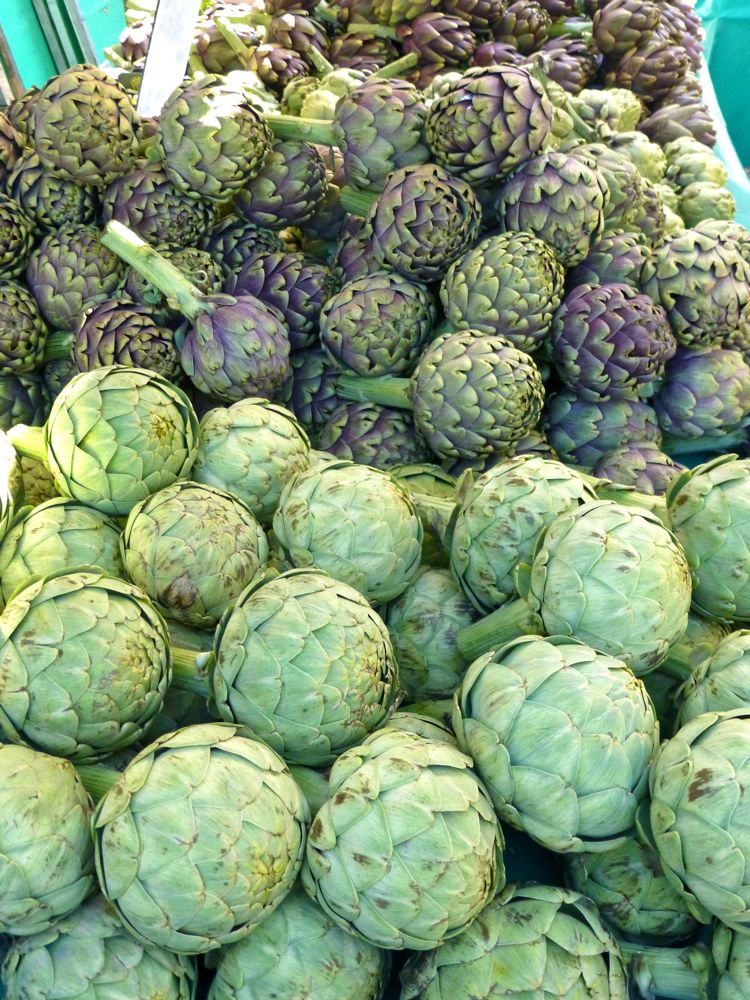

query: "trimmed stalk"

left=170, top=647, right=212, bottom=697
left=456, top=600, right=543, bottom=661
left=372, top=52, right=418, bottom=79
left=44, top=330, right=74, bottom=362
left=341, top=22, right=397, bottom=39
left=337, top=373, right=411, bottom=409
left=340, top=185, right=378, bottom=216
left=76, top=763, right=121, bottom=803
left=578, top=473, right=670, bottom=525
left=7, top=425, right=46, bottom=464
left=267, top=114, right=337, bottom=146
left=547, top=18, right=595, bottom=40
left=621, top=942, right=713, bottom=1000
left=661, top=431, right=747, bottom=457
left=306, top=45, right=335, bottom=77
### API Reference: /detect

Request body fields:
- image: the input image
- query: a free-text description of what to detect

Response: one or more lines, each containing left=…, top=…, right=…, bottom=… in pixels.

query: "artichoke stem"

left=267, top=114, right=337, bottom=147
left=101, top=221, right=205, bottom=321
left=662, top=431, right=747, bottom=456
left=590, top=481, right=670, bottom=526
left=76, top=764, right=121, bottom=803
left=339, top=185, right=378, bottom=217
left=171, top=647, right=211, bottom=697
left=337, top=374, right=411, bottom=409
left=621, top=942, right=712, bottom=1000
left=456, top=600, right=543, bottom=661
left=7, top=424, right=46, bottom=464
left=547, top=18, right=593, bottom=39
left=343, top=22, right=397, bottom=39
left=44, top=330, right=75, bottom=363
left=307, top=45, right=335, bottom=77
left=214, top=15, right=255, bottom=60
left=373, top=52, right=418, bottom=79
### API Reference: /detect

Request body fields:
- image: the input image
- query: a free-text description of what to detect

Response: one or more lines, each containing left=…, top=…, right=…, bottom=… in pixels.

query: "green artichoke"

left=454, top=635, right=659, bottom=853
left=383, top=566, right=476, bottom=700
left=273, top=460, right=423, bottom=603
left=449, top=455, right=596, bottom=614
left=649, top=708, right=750, bottom=932
left=566, top=837, right=700, bottom=944
left=676, top=630, right=750, bottom=726
left=0, top=570, right=170, bottom=760
left=0, top=744, right=94, bottom=935
left=121, top=481, right=269, bottom=629
left=400, top=883, right=628, bottom=999
left=302, top=726, right=503, bottom=950
left=192, top=397, right=310, bottom=525
left=93, top=723, right=309, bottom=954
left=665, top=136, right=729, bottom=189
left=0, top=497, right=123, bottom=607
left=439, top=232, right=565, bottom=353
left=0, top=282, right=48, bottom=376
left=679, top=182, right=736, bottom=228
left=0, top=372, right=49, bottom=432
left=8, top=366, right=199, bottom=518
left=207, top=884, right=389, bottom=1000
left=611, top=130, right=667, bottom=183
left=0, top=193, right=36, bottom=280
left=17, top=455, right=56, bottom=507
left=2, top=894, right=197, bottom=1000
left=207, top=568, right=398, bottom=766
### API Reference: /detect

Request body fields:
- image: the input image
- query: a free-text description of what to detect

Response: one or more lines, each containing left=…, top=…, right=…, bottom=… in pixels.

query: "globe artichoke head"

left=302, top=726, right=503, bottom=950
left=0, top=744, right=94, bottom=935
left=679, top=183, right=736, bottom=228
left=676, top=630, right=750, bottom=727
left=235, top=138, right=328, bottom=228
left=454, top=635, right=659, bottom=852
left=654, top=346, right=750, bottom=440
left=567, top=229, right=651, bottom=290
left=250, top=44, right=309, bottom=92
left=0, top=282, right=48, bottom=376
left=7, top=149, right=98, bottom=233
left=93, top=723, right=309, bottom=953
left=44, top=366, right=199, bottom=517
left=592, top=0, right=662, bottom=58
left=610, top=130, right=667, bottom=183
left=318, top=401, right=430, bottom=468
left=74, top=298, right=180, bottom=381
left=494, top=1, right=552, bottom=54
left=201, top=214, right=285, bottom=274
left=0, top=372, right=49, bottom=432
left=0, top=193, right=35, bottom=280
left=211, top=568, right=398, bottom=766
left=395, top=12, right=478, bottom=67
left=278, top=346, right=343, bottom=440
left=594, top=442, right=685, bottom=496
left=610, top=40, right=691, bottom=105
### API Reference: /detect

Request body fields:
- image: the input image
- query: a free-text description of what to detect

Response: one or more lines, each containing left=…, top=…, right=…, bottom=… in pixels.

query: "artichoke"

left=0, top=497, right=124, bottom=608
left=494, top=0, right=552, bottom=54
left=455, top=635, right=659, bottom=853
left=654, top=346, right=750, bottom=440
left=121, top=481, right=269, bottom=628
left=273, top=460, right=423, bottom=603
left=201, top=215, right=284, bottom=274
left=0, top=570, right=170, bottom=760
left=449, top=455, right=596, bottom=614
left=0, top=282, right=48, bottom=375
left=551, top=282, right=676, bottom=401
left=250, top=44, right=309, bottom=92
left=157, top=75, right=273, bottom=202
left=383, top=566, right=476, bottom=699
left=0, top=193, right=35, bottom=280
left=16, top=455, right=56, bottom=507
left=331, top=216, right=381, bottom=285
left=439, top=232, right=565, bottom=353
left=665, top=136, right=729, bottom=188
left=400, top=884, right=628, bottom=999
left=0, top=744, right=94, bottom=935
left=235, top=138, right=327, bottom=227
left=6, top=149, right=98, bottom=232
left=279, top=346, right=343, bottom=438
left=611, top=130, right=667, bottom=183
left=321, top=271, right=435, bottom=377
left=494, top=150, right=608, bottom=267
left=0, top=372, right=48, bottom=432
left=424, top=65, right=554, bottom=186
left=93, top=723, right=309, bottom=953
left=575, top=143, right=646, bottom=234
left=302, top=726, right=502, bottom=950
left=73, top=298, right=180, bottom=380
left=208, top=568, right=398, bottom=766
left=2, top=894, right=197, bottom=1000
left=207, top=885, right=389, bottom=1000
left=318, top=401, right=430, bottom=467
left=679, top=182, right=736, bottom=228
left=567, top=230, right=651, bottom=291
left=192, top=397, right=310, bottom=525
left=676, top=630, right=750, bottom=727
left=8, top=366, right=199, bottom=517
left=592, top=0, right=661, bottom=58
left=594, top=442, right=685, bottom=496
left=610, top=41, right=690, bottom=103
left=123, top=245, right=224, bottom=320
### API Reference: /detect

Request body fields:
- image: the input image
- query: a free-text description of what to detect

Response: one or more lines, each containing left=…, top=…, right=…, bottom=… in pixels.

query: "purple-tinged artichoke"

left=26, top=224, right=125, bottom=330
left=440, top=232, right=565, bottom=353
left=592, top=0, right=662, bottom=58
left=396, top=12, right=478, bottom=67
left=328, top=33, right=398, bottom=72
left=192, top=16, right=262, bottom=74
left=473, top=41, right=527, bottom=67
left=611, top=40, right=690, bottom=105
left=545, top=389, right=662, bottom=468
left=118, top=16, right=152, bottom=63
left=250, top=44, right=309, bottom=91
left=331, top=216, right=382, bottom=284
left=654, top=346, right=750, bottom=441
left=318, top=401, right=430, bottom=466
left=594, top=442, right=685, bottom=496
left=442, top=0, right=505, bottom=30
left=278, top=346, right=343, bottom=438
left=0, top=111, right=24, bottom=187
left=551, top=282, right=676, bottom=401
left=6, top=87, right=40, bottom=139
left=320, top=271, right=435, bottom=376
left=0, top=193, right=35, bottom=280
left=228, top=251, right=338, bottom=351
left=268, top=11, right=329, bottom=63
left=201, top=215, right=285, bottom=275
left=6, top=151, right=98, bottom=233
left=0, top=373, right=49, bottom=432
left=538, top=36, right=599, bottom=94
left=73, top=298, right=180, bottom=380
left=100, top=163, right=214, bottom=246
left=629, top=177, right=668, bottom=249
left=371, top=0, right=432, bottom=24
left=31, top=65, right=140, bottom=187
left=235, top=139, right=327, bottom=229
left=641, top=227, right=750, bottom=347
left=540, top=0, right=577, bottom=13
left=425, top=65, right=554, bottom=186
left=573, top=144, right=645, bottom=234
left=157, top=75, right=273, bottom=202
left=301, top=179, right=348, bottom=244
left=362, top=163, right=482, bottom=282
left=495, top=150, right=607, bottom=267
left=0, top=282, right=48, bottom=376
left=493, top=1, right=551, bottom=55
left=567, top=230, right=651, bottom=290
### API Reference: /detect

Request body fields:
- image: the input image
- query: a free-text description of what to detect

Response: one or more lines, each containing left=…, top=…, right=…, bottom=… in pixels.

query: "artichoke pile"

left=4, top=1, right=750, bottom=999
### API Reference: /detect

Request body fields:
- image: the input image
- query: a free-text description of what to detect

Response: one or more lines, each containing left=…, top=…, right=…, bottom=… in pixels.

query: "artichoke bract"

left=458, top=501, right=691, bottom=675
left=454, top=636, right=659, bottom=854
left=567, top=229, right=651, bottom=291
left=273, top=460, right=423, bottom=603
left=7, top=149, right=98, bottom=232
left=565, top=837, right=700, bottom=945
left=2, top=894, right=197, bottom=1000
left=676, top=631, right=750, bottom=727
left=439, top=232, right=565, bottom=353
left=0, top=497, right=124, bottom=607
left=649, top=708, right=750, bottom=932
left=207, top=885, right=390, bottom=1000
left=0, top=570, right=171, bottom=761
left=400, top=884, right=628, bottom=999
left=0, top=744, right=94, bottom=935
left=666, top=456, right=750, bottom=622
left=72, top=298, right=180, bottom=381
left=302, top=726, right=503, bottom=950
left=192, top=397, right=310, bottom=525
left=450, top=455, right=597, bottom=614
left=7, top=366, right=199, bottom=518
left=93, top=723, right=309, bottom=954
left=121, top=481, right=269, bottom=629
